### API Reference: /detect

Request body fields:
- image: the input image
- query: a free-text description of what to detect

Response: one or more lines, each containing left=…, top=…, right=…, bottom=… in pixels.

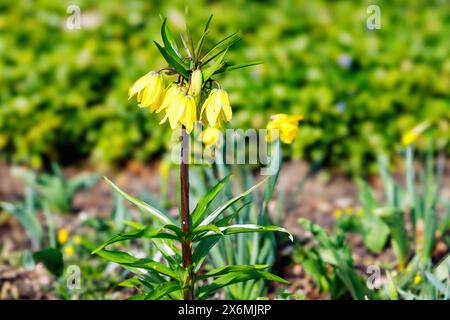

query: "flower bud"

left=188, top=69, right=203, bottom=97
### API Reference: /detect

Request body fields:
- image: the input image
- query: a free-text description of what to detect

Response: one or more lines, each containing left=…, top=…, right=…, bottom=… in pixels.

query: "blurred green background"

left=0, top=0, right=449, bottom=174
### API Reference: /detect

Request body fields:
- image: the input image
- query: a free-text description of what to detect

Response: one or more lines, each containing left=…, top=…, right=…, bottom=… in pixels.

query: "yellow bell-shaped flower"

left=129, top=71, right=165, bottom=112
left=160, top=92, right=197, bottom=133
left=267, top=113, right=303, bottom=144
left=200, top=89, right=232, bottom=127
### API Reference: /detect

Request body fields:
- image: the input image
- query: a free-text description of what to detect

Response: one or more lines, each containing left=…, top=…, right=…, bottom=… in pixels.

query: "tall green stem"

left=180, top=126, right=194, bottom=300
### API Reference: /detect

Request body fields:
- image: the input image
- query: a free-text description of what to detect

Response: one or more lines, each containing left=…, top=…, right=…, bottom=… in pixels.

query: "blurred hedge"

left=0, top=0, right=449, bottom=173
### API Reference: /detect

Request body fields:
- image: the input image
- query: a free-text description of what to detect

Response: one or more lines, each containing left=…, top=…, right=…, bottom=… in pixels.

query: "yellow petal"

left=168, top=94, right=186, bottom=129
left=156, top=84, right=179, bottom=113
left=181, top=96, right=197, bottom=133
left=128, top=72, right=155, bottom=99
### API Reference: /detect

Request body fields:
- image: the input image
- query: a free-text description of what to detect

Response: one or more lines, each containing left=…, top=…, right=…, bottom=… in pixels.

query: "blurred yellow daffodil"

left=401, top=121, right=430, bottom=146
left=201, top=89, right=232, bottom=127
left=199, top=127, right=222, bottom=147
left=57, top=228, right=69, bottom=245
left=333, top=208, right=343, bottom=219
left=267, top=114, right=303, bottom=144
left=129, top=71, right=165, bottom=112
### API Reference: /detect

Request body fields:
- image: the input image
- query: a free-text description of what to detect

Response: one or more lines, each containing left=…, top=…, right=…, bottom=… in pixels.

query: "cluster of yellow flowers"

left=333, top=207, right=364, bottom=219
left=129, top=70, right=232, bottom=134
left=57, top=228, right=81, bottom=257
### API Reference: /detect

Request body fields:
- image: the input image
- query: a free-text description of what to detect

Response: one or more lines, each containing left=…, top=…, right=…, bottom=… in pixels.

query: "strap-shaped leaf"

left=92, top=226, right=178, bottom=253
left=161, top=19, right=188, bottom=68
left=196, top=270, right=288, bottom=299
left=105, top=177, right=174, bottom=225
left=95, top=249, right=178, bottom=279
left=199, top=178, right=267, bottom=226
left=214, top=61, right=263, bottom=75
left=202, top=49, right=227, bottom=82
left=201, top=32, right=241, bottom=64
left=191, top=224, right=223, bottom=242
left=196, top=224, right=293, bottom=242
left=144, top=281, right=181, bottom=300
left=192, top=174, right=231, bottom=226
left=195, top=264, right=270, bottom=282
left=153, top=41, right=189, bottom=78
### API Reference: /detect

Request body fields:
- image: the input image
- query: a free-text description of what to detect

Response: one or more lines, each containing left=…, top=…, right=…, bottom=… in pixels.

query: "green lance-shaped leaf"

left=144, top=281, right=181, bottom=300
left=201, top=32, right=241, bottom=65
left=92, top=226, right=178, bottom=254
left=196, top=270, right=288, bottom=299
left=191, top=174, right=231, bottom=227
left=95, top=249, right=178, bottom=279
left=374, top=207, right=409, bottom=269
left=199, top=178, right=267, bottom=227
left=194, top=264, right=271, bottom=282
left=153, top=41, right=189, bottom=78
left=161, top=19, right=188, bottom=69
left=104, top=177, right=174, bottom=226
left=214, top=61, right=263, bottom=75
left=193, top=224, right=292, bottom=243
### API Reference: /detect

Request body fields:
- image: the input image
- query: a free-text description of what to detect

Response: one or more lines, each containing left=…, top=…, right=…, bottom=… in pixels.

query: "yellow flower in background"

left=188, top=69, right=203, bottom=97
left=201, top=89, right=232, bottom=127
left=267, top=114, right=303, bottom=144
left=199, top=127, right=222, bottom=147
left=160, top=92, right=197, bottom=133
left=413, top=274, right=422, bottom=285
left=401, top=121, right=430, bottom=146
left=333, top=208, right=343, bottom=219
left=57, top=228, right=69, bottom=245
left=129, top=71, right=165, bottom=112
left=64, top=245, right=75, bottom=257
left=344, top=207, right=353, bottom=216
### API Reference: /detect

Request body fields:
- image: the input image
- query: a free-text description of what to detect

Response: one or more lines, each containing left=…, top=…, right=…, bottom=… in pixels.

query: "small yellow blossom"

left=57, top=228, right=69, bottom=245
left=401, top=122, right=430, bottom=146
left=333, top=208, right=343, bottom=219
left=413, top=274, right=422, bottom=285
left=199, top=127, right=222, bottom=147
left=160, top=92, right=197, bottom=133
left=344, top=207, right=353, bottom=216
left=267, top=114, right=303, bottom=144
left=129, top=71, right=165, bottom=112
left=188, top=69, right=203, bottom=97
left=64, top=245, right=75, bottom=257
left=200, top=89, right=232, bottom=127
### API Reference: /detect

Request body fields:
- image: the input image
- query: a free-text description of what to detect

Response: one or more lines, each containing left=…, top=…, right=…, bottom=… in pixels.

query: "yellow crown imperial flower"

left=200, top=89, right=232, bottom=127
left=188, top=69, right=203, bottom=97
left=199, top=127, right=222, bottom=147
left=156, top=83, right=182, bottom=114
left=267, top=113, right=303, bottom=144
left=128, top=71, right=165, bottom=112
left=57, top=228, right=69, bottom=245
left=160, top=92, right=197, bottom=133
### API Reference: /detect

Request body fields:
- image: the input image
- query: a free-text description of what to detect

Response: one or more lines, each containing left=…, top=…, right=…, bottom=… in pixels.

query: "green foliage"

left=12, top=163, right=99, bottom=213
left=296, top=218, right=372, bottom=300
left=1, top=0, right=448, bottom=173
left=93, top=176, right=292, bottom=300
